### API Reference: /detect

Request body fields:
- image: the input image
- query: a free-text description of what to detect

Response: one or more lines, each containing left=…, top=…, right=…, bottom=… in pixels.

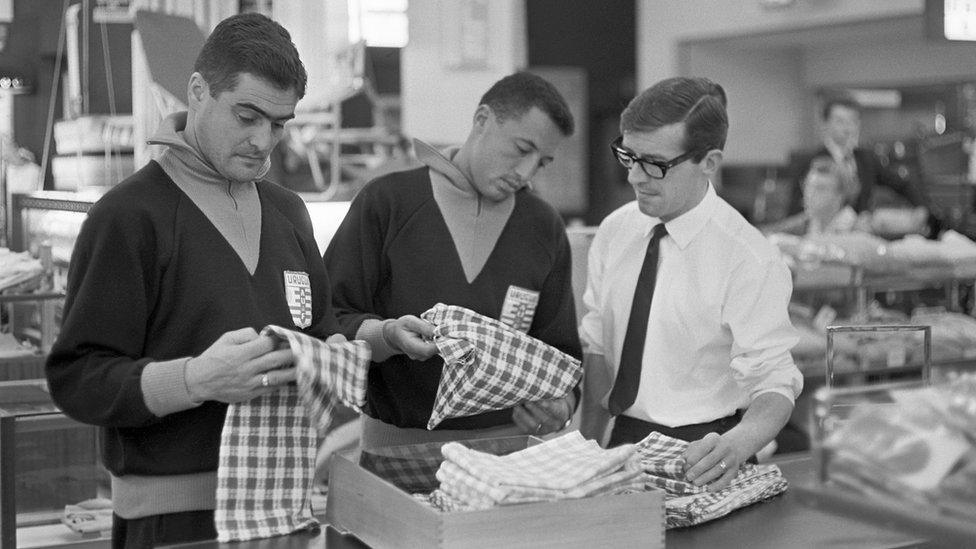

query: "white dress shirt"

left=579, top=184, right=802, bottom=427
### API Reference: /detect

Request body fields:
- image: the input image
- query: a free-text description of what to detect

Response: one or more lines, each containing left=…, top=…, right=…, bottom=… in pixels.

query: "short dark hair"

left=821, top=93, right=860, bottom=121
left=620, top=76, right=727, bottom=163
left=194, top=13, right=307, bottom=99
left=805, top=154, right=847, bottom=195
left=478, top=72, right=574, bottom=136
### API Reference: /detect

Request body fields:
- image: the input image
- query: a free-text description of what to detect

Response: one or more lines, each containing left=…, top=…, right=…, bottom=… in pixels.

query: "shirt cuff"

left=357, top=318, right=398, bottom=362
left=141, top=357, right=201, bottom=417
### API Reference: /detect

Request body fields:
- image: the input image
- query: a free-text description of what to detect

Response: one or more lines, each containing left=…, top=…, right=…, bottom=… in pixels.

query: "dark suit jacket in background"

left=787, top=145, right=929, bottom=216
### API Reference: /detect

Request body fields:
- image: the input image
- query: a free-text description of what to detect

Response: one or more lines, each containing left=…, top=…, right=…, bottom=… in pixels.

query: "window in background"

left=348, top=0, right=408, bottom=48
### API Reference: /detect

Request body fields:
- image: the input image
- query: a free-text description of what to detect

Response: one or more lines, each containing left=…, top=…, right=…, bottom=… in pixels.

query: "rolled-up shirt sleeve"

left=578, top=227, right=609, bottom=358
left=724, top=255, right=803, bottom=404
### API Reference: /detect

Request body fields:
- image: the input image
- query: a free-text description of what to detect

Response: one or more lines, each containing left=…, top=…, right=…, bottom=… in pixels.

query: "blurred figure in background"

left=788, top=94, right=935, bottom=234
left=763, top=155, right=869, bottom=236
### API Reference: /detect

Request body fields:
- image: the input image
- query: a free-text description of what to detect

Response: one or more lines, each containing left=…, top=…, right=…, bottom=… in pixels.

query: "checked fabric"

left=635, top=431, right=789, bottom=528
left=358, top=435, right=528, bottom=494
left=431, top=431, right=644, bottom=510
left=420, top=303, right=582, bottom=429
left=214, top=326, right=371, bottom=542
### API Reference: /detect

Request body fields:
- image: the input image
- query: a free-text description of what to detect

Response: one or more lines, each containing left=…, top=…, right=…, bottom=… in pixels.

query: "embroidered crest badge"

left=283, top=270, right=312, bottom=328
left=499, top=285, right=540, bottom=333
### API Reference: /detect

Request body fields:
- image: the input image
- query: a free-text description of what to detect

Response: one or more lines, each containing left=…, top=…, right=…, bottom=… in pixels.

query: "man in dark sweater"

left=325, top=72, right=583, bottom=447
left=45, top=14, right=339, bottom=548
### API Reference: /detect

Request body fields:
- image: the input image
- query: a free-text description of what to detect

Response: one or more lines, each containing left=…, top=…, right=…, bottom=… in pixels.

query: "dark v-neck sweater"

left=46, top=161, right=339, bottom=484
left=325, top=166, right=582, bottom=430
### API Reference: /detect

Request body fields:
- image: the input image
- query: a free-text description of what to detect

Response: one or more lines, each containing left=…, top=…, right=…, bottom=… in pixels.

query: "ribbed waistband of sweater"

left=112, top=471, right=216, bottom=519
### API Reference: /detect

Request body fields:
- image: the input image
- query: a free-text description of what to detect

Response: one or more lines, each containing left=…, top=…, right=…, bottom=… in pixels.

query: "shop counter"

left=172, top=455, right=928, bottom=549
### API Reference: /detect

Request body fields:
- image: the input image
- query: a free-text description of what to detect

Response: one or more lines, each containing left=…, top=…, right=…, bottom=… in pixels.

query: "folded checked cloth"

left=428, top=431, right=644, bottom=511
left=215, top=325, right=371, bottom=542
left=635, top=431, right=789, bottom=528
left=420, top=303, right=582, bottom=430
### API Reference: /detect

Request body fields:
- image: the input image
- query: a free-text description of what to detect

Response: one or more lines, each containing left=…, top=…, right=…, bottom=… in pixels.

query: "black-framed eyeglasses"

left=610, top=136, right=698, bottom=179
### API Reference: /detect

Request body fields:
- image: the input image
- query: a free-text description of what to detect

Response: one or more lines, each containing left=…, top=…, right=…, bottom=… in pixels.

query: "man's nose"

left=515, top=154, right=540, bottom=181
left=627, top=163, right=647, bottom=185
left=248, top=121, right=277, bottom=153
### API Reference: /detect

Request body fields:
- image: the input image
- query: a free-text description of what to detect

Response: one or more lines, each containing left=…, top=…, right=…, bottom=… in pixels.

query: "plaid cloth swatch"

left=635, top=431, right=788, bottom=528
left=358, top=435, right=531, bottom=494
left=420, top=303, right=582, bottom=429
left=358, top=441, right=445, bottom=493
left=433, top=431, right=644, bottom=510
left=665, top=468, right=788, bottom=528
left=215, top=326, right=371, bottom=542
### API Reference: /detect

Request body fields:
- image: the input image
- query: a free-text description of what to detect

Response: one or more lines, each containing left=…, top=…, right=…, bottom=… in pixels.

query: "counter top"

left=171, top=455, right=929, bottom=549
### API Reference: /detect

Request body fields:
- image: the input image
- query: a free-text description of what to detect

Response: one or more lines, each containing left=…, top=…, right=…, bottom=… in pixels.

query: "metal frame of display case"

left=9, top=192, right=95, bottom=253
left=801, top=378, right=976, bottom=546
left=824, top=324, right=931, bottom=388
left=0, top=380, right=106, bottom=548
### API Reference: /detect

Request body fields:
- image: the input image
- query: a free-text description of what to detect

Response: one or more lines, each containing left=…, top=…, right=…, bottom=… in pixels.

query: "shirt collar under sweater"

left=413, top=138, right=514, bottom=283
left=148, top=112, right=263, bottom=274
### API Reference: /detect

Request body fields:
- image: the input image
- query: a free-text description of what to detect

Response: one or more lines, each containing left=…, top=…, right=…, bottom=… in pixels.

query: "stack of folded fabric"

left=426, top=431, right=644, bottom=511
left=420, top=303, right=582, bottom=429
left=636, top=432, right=789, bottom=528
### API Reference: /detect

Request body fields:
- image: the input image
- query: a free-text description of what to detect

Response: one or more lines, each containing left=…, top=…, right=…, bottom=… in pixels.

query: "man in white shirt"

left=579, top=77, right=803, bottom=491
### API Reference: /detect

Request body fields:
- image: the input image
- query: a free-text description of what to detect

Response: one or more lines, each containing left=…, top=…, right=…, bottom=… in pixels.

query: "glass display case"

left=9, top=192, right=97, bottom=265
left=0, top=380, right=109, bottom=548
left=798, top=373, right=976, bottom=547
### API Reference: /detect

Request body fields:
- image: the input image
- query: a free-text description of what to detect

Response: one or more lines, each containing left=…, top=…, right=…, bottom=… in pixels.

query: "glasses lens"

left=642, top=162, right=665, bottom=179
left=612, top=147, right=633, bottom=167
left=612, top=141, right=667, bottom=178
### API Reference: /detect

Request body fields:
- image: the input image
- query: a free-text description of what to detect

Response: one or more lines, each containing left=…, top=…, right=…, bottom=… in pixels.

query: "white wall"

left=683, top=43, right=806, bottom=164
left=636, top=0, right=923, bottom=89
left=805, top=39, right=976, bottom=88
left=636, top=0, right=926, bottom=164
left=402, top=0, right=527, bottom=145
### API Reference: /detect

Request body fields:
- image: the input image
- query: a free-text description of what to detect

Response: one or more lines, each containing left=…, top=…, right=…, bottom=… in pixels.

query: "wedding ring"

left=718, top=459, right=728, bottom=471
left=261, top=373, right=270, bottom=387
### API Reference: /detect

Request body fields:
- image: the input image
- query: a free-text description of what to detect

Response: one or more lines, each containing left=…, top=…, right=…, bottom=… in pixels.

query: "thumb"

left=217, top=327, right=260, bottom=345
left=403, top=315, right=436, bottom=338
left=325, top=333, right=347, bottom=344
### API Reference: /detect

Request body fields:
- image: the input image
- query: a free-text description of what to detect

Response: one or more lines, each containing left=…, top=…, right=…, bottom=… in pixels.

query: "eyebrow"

left=620, top=144, right=665, bottom=162
left=235, top=101, right=295, bottom=122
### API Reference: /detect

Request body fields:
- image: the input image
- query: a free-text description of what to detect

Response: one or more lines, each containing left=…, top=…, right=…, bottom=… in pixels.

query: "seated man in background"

left=324, top=72, right=582, bottom=447
left=762, top=154, right=868, bottom=236
left=787, top=93, right=936, bottom=235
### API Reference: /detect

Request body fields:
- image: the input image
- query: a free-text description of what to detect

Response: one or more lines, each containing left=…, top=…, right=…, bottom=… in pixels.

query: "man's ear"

left=472, top=104, right=492, bottom=129
left=187, top=72, right=208, bottom=107
left=701, top=149, right=723, bottom=176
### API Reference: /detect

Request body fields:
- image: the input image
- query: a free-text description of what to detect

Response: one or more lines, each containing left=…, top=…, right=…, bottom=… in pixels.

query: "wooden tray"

left=325, top=436, right=664, bottom=549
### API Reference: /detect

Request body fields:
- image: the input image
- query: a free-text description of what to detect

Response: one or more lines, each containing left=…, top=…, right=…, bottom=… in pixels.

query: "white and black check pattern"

left=433, top=431, right=643, bottom=509
left=214, top=326, right=371, bottom=542
left=665, top=467, right=788, bottom=528
left=635, top=431, right=789, bottom=528
left=420, top=303, right=582, bottom=429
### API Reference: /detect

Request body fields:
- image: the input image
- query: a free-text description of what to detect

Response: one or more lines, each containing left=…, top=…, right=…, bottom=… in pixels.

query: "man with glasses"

left=579, top=77, right=802, bottom=491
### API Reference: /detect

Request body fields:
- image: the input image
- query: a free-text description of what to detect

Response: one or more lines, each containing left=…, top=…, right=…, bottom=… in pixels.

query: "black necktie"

left=607, top=223, right=668, bottom=416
